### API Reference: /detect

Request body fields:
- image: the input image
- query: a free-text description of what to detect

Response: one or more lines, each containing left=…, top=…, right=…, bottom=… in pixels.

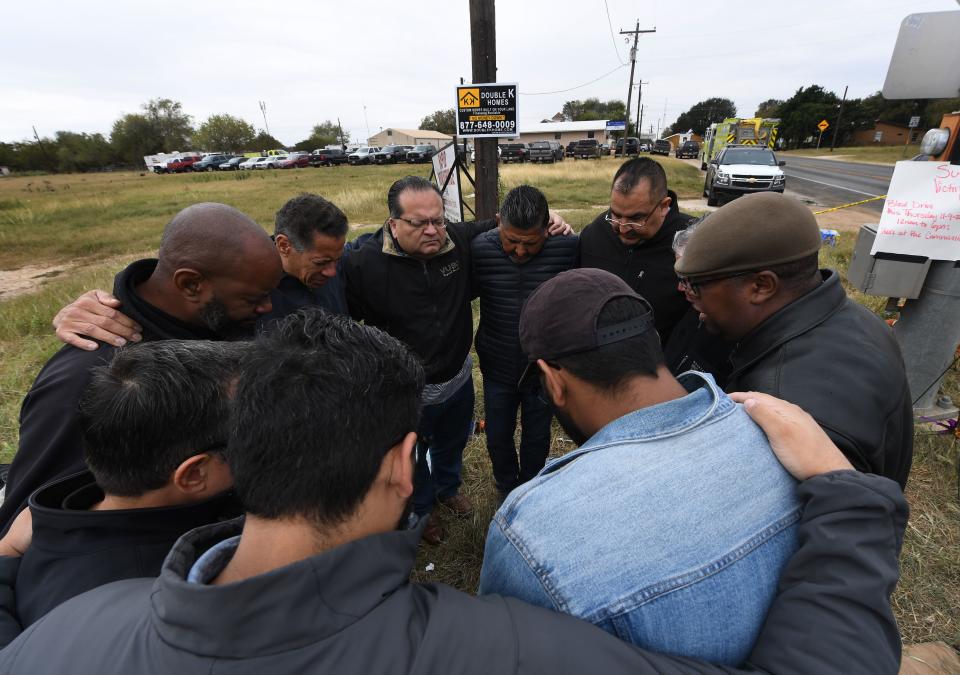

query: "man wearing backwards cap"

left=478, top=267, right=803, bottom=666
left=674, top=192, right=913, bottom=488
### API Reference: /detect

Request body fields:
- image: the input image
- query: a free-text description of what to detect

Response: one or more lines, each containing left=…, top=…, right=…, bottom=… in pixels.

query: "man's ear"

left=171, top=268, right=207, bottom=302
left=275, top=233, right=293, bottom=258
left=749, top=271, right=780, bottom=305
left=495, top=213, right=501, bottom=228
left=538, top=359, right=567, bottom=407
left=173, top=453, right=233, bottom=500
left=384, top=431, right=417, bottom=499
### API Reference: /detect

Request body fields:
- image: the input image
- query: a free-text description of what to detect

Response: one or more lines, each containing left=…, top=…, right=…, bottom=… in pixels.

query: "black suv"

left=192, top=154, right=232, bottom=171
left=675, top=141, right=700, bottom=159
left=309, top=148, right=348, bottom=167
left=614, top=137, right=640, bottom=155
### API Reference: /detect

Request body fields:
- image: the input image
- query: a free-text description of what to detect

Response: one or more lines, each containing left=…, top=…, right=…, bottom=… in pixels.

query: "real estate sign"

left=456, top=83, right=518, bottom=138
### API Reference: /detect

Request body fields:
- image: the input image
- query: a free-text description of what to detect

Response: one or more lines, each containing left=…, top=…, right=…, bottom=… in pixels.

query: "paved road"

left=780, top=156, right=894, bottom=214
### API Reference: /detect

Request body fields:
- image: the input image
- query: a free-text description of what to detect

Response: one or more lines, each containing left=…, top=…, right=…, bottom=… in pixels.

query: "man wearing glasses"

left=674, top=192, right=912, bottom=488
left=343, top=177, right=571, bottom=544
left=577, top=157, right=693, bottom=341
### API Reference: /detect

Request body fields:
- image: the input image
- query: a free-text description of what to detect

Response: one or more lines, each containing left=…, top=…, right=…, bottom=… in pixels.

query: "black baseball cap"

left=518, top=268, right=656, bottom=389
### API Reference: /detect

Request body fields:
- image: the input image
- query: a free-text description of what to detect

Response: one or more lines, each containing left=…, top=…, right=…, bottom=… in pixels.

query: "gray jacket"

left=0, top=472, right=906, bottom=674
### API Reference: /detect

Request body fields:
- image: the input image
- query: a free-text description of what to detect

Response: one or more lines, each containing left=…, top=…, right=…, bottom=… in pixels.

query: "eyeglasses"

left=395, top=216, right=447, bottom=230
left=677, top=270, right=755, bottom=297
left=604, top=203, right=665, bottom=232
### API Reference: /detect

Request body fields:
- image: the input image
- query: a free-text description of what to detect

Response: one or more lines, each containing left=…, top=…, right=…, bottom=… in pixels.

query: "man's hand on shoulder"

left=546, top=210, right=574, bottom=236
left=53, top=290, right=142, bottom=351
left=730, top=391, right=854, bottom=481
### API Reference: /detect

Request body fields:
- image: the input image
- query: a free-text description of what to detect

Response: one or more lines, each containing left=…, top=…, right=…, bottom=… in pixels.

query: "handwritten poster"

left=871, top=161, right=960, bottom=259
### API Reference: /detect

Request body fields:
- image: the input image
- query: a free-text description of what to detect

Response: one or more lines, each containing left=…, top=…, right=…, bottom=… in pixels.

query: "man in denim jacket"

left=479, top=268, right=801, bottom=666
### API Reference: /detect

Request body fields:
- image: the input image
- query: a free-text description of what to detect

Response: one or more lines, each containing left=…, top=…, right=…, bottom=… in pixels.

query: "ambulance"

left=700, top=118, right=780, bottom=170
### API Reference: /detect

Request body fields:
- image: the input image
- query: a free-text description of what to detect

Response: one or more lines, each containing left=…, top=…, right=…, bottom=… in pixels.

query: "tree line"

left=0, top=98, right=348, bottom=174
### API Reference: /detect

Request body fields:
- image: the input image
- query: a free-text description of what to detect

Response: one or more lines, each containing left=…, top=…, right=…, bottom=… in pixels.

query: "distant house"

left=852, top=121, right=921, bottom=147
left=663, top=131, right=703, bottom=150
left=367, top=128, right=453, bottom=148
left=512, top=120, right=613, bottom=146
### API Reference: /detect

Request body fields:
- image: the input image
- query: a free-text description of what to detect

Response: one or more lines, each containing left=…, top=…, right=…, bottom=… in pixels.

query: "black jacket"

left=726, top=270, right=913, bottom=488
left=0, top=471, right=240, bottom=644
left=343, top=221, right=494, bottom=384
left=664, top=309, right=735, bottom=387
left=0, top=259, right=223, bottom=533
left=0, top=471, right=906, bottom=674
left=472, top=230, right=579, bottom=386
left=577, top=190, right=692, bottom=341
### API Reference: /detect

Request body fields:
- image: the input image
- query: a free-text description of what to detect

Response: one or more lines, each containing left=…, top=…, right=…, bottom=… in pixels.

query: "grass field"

left=779, top=144, right=922, bottom=165
left=0, top=159, right=958, bottom=648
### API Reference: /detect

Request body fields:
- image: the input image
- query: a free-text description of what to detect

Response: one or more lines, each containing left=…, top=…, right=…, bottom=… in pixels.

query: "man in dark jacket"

left=0, top=340, right=243, bottom=644
left=578, top=157, right=693, bottom=341
left=0, top=203, right=281, bottom=534
left=0, top=310, right=908, bottom=674
left=472, top=186, right=578, bottom=496
left=675, top=192, right=913, bottom=487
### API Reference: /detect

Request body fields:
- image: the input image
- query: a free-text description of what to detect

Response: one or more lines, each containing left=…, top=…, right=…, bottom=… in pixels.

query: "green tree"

left=249, top=131, right=286, bottom=152
left=110, top=113, right=159, bottom=164
left=561, top=98, right=626, bottom=122
left=55, top=131, right=114, bottom=172
left=142, top=98, right=193, bottom=151
left=193, top=114, right=256, bottom=152
left=754, top=99, right=784, bottom=118
left=777, top=85, right=839, bottom=148
left=670, top=98, right=737, bottom=136
left=420, top=109, right=456, bottom=135
left=293, top=120, right=347, bottom=151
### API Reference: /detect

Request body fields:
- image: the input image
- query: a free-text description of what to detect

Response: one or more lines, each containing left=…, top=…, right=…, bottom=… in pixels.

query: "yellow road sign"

left=817, top=119, right=830, bottom=132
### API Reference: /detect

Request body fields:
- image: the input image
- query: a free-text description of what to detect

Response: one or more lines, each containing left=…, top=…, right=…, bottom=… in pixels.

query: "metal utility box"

left=848, top=224, right=931, bottom=299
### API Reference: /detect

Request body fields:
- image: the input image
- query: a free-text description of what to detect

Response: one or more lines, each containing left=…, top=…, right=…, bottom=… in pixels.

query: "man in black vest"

left=472, top=186, right=578, bottom=497
left=578, top=158, right=692, bottom=342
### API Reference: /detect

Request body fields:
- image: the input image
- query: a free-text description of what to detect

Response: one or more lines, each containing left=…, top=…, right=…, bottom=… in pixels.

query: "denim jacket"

left=478, top=372, right=801, bottom=665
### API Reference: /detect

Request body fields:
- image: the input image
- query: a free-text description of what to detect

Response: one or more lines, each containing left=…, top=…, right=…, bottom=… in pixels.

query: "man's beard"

left=551, top=401, right=590, bottom=446
left=199, top=296, right=255, bottom=340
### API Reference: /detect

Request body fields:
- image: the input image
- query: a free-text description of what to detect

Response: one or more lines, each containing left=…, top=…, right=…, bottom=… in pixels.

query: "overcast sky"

left=2, top=0, right=955, bottom=145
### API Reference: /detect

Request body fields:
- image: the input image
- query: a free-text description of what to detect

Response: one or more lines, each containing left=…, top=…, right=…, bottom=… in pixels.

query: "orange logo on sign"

left=459, top=88, right=480, bottom=108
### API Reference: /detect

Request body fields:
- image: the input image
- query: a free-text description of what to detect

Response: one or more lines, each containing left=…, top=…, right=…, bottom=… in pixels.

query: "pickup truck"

left=675, top=141, right=700, bottom=159
left=500, top=143, right=529, bottom=163
left=162, top=156, right=201, bottom=173
left=651, top=140, right=671, bottom=156
left=372, top=145, right=412, bottom=164
left=573, top=139, right=601, bottom=160
left=309, top=148, right=348, bottom=166
left=528, top=141, right=564, bottom=163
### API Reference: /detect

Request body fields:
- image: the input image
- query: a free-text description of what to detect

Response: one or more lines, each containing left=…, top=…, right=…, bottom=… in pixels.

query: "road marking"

left=784, top=173, right=883, bottom=197
left=787, top=162, right=891, bottom=180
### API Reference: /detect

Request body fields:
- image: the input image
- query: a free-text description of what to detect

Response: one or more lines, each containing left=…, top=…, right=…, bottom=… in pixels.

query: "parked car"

left=528, top=141, right=564, bottom=163
left=651, top=139, right=672, bottom=156
left=164, top=156, right=201, bottom=173
left=675, top=141, right=700, bottom=159
left=219, top=156, right=247, bottom=171
left=638, top=141, right=651, bottom=152
left=614, top=137, right=640, bottom=155
left=310, top=148, right=348, bottom=166
left=565, top=141, right=578, bottom=158
left=500, top=143, right=529, bottom=163
left=372, top=145, right=412, bottom=164
left=257, top=155, right=286, bottom=169
left=599, top=143, right=612, bottom=156
left=470, top=145, right=501, bottom=163
left=703, top=145, right=786, bottom=207
left=348, top=147, right=380, bottom=165
left=406, top=145, right=436, bottom=164
left=279, top=153, right=310, bottom=169
left=191, top=154, right=231, bottom=171
left=573, top=139, right=601, bottom=160
left=239, top=156, right=266, bottom=170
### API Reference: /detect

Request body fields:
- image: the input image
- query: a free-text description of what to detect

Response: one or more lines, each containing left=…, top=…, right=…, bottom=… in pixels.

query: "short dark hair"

left=499, top=185, right=549, bottom=231
left=554, top=297, right=663, bottom=391
left=79, top=341, right=246, bottom=497
left=387, top=176, right=443, bottom=219
left=612, top=158, right=668, bottom=200
left=230, top=308, right=424, bottom=526
left=274, top=193, right=348, bottom=251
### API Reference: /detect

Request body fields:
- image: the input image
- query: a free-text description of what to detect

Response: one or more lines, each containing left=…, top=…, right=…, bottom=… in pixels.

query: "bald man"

left=0, top=203, right=282, bottom=533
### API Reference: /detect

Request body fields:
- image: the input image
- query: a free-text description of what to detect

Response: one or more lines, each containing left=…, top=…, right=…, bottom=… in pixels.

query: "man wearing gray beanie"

left=674, top=192, right=912, bottom=487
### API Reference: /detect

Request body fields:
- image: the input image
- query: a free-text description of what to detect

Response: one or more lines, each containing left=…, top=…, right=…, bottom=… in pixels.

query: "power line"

left=520, top=64, right=628, bottom=96
left=603, top=0, right=626, bottom=65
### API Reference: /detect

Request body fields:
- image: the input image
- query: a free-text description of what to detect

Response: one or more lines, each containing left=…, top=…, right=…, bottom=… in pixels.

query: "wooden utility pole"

left=619, top=21, right=655, bottom=156
left=829, top=85, right=848, bottom=152
left=634, top=81, right=648, bottom=140
left=470, top=0, right=498, bottom=220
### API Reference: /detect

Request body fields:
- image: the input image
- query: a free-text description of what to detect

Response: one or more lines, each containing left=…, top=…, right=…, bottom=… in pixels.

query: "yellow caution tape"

left=813, top=195, right=887, bottom=215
